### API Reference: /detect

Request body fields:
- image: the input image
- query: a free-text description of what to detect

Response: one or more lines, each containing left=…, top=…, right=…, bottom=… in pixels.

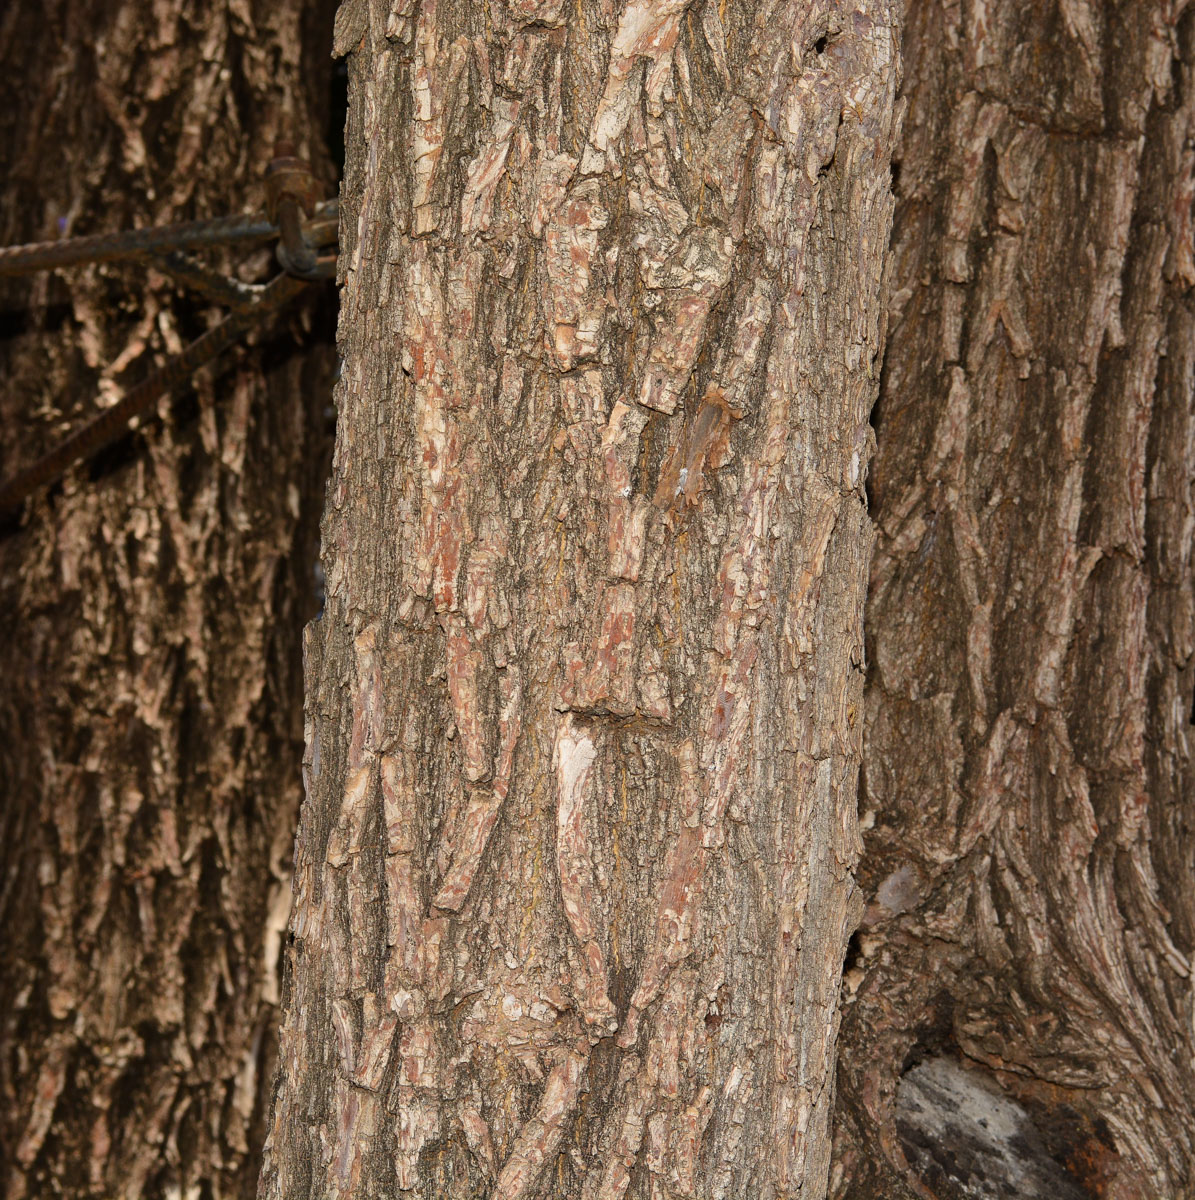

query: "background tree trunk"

left=261, top=1, right=898, bottom=1196
left=0, top=2, right=338, bottom=1196
left=833, top=2, right=1195, bottom=1197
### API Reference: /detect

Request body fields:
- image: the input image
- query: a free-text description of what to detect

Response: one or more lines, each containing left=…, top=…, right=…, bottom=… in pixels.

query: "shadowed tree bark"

left=261, top=0, right=899, bottom=1196
left=833, top=2, right=1195, bottom=1198
left=0, top=1, right=338, bottom=1196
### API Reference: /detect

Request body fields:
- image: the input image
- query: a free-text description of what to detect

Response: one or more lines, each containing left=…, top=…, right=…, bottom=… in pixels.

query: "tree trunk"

left=261, top=1, right=898, bottom=1197
left=833, top=2, right=1195, bottom=1197
left=0, top=2, right=338, bottom=1196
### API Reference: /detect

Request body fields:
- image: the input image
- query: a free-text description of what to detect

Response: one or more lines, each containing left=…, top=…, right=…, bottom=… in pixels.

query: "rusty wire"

left=0, top=274, right=313, bottom=516
left=0, top=204, right=338, bottom=279
left=150, top=250, right=271, bottom=315
left=0, top=150, right=338, bottom=518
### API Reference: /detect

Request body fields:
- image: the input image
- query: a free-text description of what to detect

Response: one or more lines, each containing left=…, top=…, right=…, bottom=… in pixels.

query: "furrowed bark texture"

left=0, top=2, right=338, bottom=1195
left=263, top=1, right=898, bottom=1196
left=834, top=2, right=1195, bottom=1197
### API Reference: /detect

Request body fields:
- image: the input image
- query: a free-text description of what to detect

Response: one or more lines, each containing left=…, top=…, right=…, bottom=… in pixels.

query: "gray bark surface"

left=0, top=2, right=338, bottom=1195
left=834, top=2, right=1195, bottom=1196
left=262, top=1, right=899, bottom=1196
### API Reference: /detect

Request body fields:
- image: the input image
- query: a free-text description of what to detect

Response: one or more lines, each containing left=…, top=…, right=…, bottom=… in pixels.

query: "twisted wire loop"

left=0, top=272, right=312, bottom=517
left=0, top=148, right=339, bottom=518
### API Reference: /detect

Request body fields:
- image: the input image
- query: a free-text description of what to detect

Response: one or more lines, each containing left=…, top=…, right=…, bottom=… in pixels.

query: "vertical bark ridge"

left=264, top=1, right=900, bottom=1196
left=834, top=2, right=1195, bottom=1196
left=0, top=2, right=339, bottom=1196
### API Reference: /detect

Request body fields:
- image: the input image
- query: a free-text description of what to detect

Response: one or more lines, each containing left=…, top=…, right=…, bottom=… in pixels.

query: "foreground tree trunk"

left=0, top=2, right=337, bottom=1195
left=834, top=2, right=1195, bottom=1197
left=262, top=0, right=898, bottom=1196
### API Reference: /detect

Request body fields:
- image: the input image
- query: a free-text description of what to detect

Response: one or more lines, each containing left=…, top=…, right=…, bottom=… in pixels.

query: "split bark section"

left=263, top=1, right=899, bottom=1196
left=833, top=3, right=1195, bottom=1196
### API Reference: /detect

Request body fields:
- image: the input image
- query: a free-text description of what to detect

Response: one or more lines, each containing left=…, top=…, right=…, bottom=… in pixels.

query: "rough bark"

left=0, top=2, right=338, bottom=1196
left=262, top=1, right=899, bottom=1197
left=834, top=2, right=1195, bottom=1197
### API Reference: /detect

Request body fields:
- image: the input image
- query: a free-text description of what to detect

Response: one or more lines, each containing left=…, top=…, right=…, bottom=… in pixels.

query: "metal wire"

left=151, top=250, right=266, bottom=314
left=0, top=272, right=312, bottom=516
left=0, top=157, right=339, bottom=519
left=0, top=200, right=339, bottom=278
left=276, top=198, right=319, bottom=276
